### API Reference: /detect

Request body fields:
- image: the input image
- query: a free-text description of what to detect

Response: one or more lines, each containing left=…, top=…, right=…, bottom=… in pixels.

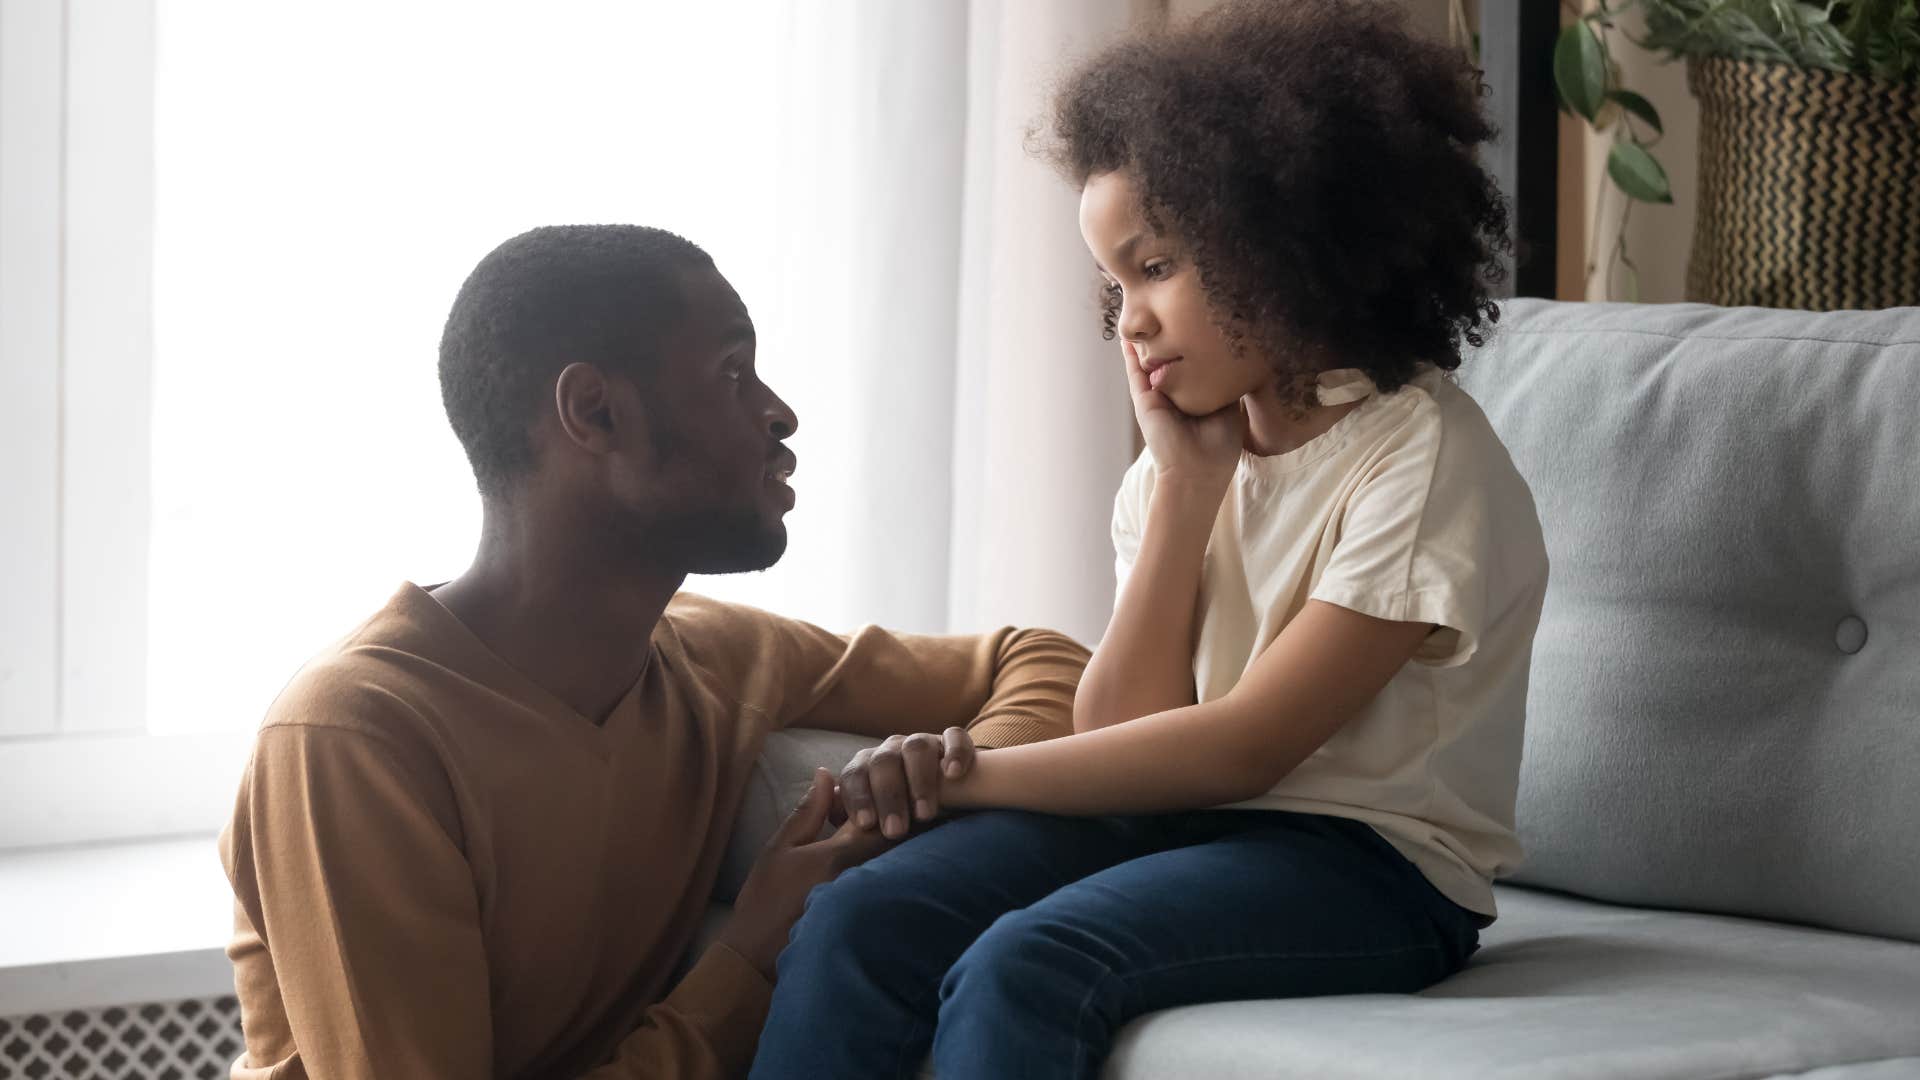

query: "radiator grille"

left=0, top=995, right=241, bottom=1080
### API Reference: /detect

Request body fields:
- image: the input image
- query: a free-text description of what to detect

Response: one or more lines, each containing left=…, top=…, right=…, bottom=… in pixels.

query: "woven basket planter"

left=1686, top=56, right=1920, bottom=310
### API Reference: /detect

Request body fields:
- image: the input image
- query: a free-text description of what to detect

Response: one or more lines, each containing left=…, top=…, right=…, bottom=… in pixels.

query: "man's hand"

left=837, top=728, right=977, bottom=840
left=719, top=769, right=891, bottom=980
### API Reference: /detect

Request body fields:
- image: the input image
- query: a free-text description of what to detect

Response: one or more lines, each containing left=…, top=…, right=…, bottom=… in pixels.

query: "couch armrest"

left=715, top=728, right=881, bottom=902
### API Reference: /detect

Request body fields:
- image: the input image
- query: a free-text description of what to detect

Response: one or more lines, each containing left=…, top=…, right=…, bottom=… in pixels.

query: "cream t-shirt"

left=1113, top=364, right=1548, bottom=917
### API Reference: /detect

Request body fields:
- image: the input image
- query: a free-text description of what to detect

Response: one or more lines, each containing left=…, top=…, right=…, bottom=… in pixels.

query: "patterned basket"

left=1686, top=56, right=1920, bottom=310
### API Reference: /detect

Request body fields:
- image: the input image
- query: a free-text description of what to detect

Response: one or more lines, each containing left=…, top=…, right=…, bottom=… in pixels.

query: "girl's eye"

left=1143, top=260, right=1171, bottom=281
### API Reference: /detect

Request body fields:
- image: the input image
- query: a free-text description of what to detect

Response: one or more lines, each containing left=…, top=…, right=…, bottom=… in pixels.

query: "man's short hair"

left=438, top=224, right=714, bottom=499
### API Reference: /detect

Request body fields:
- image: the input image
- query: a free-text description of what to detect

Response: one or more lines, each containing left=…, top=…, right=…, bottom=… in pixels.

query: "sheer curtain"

left=147, top=0, right=1147, bottom=736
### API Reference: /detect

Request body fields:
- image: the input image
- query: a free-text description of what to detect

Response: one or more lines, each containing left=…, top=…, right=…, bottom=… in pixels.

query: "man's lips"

left=765, top=451, right=797, bottom=509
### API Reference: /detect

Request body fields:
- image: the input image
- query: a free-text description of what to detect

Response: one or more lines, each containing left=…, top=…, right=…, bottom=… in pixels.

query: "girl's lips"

left=1145, top=357, right=1181, bottom=390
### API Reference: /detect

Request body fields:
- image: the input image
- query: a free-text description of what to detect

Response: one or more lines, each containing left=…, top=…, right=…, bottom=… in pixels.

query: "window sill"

left=0, top=835, right=234, bottom=1015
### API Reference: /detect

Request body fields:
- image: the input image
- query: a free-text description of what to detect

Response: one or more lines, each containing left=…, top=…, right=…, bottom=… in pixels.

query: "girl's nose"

left=1119, top=300, right=1159, bottom=343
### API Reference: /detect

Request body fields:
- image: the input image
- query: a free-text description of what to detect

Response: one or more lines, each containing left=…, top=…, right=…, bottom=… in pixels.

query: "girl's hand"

left=1123, top=340, right=1244, bottom=493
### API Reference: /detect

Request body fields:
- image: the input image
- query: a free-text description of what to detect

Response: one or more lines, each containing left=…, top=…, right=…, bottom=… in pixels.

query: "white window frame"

left=0, top=0, right=248, bottom=852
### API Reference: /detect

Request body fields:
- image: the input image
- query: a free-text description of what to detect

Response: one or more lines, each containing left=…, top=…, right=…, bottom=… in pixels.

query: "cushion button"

left=1835, top=616, right=1868, bottom=654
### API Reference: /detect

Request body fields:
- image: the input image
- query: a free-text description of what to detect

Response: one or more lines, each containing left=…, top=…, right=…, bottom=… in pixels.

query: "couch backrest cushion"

left=1458, top=301, right=1920, bottom=941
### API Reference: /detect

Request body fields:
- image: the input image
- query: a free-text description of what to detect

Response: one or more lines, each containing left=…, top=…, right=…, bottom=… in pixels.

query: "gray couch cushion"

left=1457, top=302, right=1920, bottom=942
left=1104, top=885, right=1920, bottom=1080
left=716, top=728, right=882, bottom=901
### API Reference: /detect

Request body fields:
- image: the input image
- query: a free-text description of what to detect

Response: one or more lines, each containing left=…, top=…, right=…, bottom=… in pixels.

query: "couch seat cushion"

left=1104, top=886, right=1920, bottom=1079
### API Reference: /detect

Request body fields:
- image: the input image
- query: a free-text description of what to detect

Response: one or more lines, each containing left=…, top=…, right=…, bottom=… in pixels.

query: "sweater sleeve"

left=581, top=943, right=772, bottom=1079
left=666, top=596, right=1089, bottom=749
left=222, top=720, right=772, bottom=1080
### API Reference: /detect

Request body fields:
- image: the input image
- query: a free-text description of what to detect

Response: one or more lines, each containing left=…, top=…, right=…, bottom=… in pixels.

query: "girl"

left=751, top=2, right=1547, bottom=1077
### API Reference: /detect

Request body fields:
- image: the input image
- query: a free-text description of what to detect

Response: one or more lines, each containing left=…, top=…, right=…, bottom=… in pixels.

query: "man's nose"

left=762, top=386, right=798, bottom=440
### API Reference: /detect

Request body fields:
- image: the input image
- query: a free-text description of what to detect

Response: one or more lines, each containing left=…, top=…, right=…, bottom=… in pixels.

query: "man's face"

left=1078, top=170, right=1274, bottom=416
left=608, top=265, right=799, bottom=574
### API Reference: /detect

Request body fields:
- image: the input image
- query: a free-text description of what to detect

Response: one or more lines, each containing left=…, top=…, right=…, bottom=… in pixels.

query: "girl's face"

left=1079, top=170, right=1275, bottom=416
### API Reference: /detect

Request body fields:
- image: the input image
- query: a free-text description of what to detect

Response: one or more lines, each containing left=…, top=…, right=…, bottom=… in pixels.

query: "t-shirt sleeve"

left=1111, top=449, right=1156, bottom=602
left=1308, top=412, right=1489, bottom=669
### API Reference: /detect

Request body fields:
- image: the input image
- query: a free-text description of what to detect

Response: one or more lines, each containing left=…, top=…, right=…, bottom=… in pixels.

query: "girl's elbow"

left=1210, top=727, right=1297, bottom=803
left=1071, top=681, right=1122, bottom=733
left=1070, top=697, right=1101, bottom=734
left=1219, top=760, right=1283, bottom=805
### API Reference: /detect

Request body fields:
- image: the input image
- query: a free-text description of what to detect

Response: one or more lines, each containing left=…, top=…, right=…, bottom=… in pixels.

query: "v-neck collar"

left=387, top=582, right=657, bottom=755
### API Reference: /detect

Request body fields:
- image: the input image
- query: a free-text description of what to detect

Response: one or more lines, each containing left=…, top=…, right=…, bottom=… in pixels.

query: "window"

left=147, top=2, right=822, bottom=735
left=2, top=0, right=922, bottom=845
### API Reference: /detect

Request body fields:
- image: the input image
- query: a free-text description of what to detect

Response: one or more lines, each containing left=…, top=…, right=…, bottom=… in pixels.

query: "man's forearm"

left=579, top=943, right=772, bottom=1079
left=1074, top=482, right=1221, bottom=733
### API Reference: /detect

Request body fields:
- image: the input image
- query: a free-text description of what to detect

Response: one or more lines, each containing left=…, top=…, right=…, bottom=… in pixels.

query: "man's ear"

left=554, top=362, right=619, bottom=455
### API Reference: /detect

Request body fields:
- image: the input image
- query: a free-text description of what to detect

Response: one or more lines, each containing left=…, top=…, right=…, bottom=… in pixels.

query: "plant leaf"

left=1606, top=89, right=1663, bottom=134
left=1555, top=22, right=1608, bottom=121
left=1608, top=142, right=1673, bottom=204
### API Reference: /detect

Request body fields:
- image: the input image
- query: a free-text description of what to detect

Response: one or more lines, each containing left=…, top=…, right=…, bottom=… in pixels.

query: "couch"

left=708, top=300, right=1920, bottom=1078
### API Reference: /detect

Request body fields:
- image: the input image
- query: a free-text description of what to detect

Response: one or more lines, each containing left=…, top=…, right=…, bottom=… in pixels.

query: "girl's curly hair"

left=1042, top=0, right=1511, bottom=401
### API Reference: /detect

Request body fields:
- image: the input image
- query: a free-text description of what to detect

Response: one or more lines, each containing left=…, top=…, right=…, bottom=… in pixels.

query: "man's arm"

left=223, top=721, right=776, bottom=1080
left=666, top=596, right=1088, bottom=838
left=666, top=595, right=1087, bottom=749
left=773, top=621, right=1089, bottom=749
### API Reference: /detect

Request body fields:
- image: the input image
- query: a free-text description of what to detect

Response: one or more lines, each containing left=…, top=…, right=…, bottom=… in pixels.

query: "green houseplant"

left=1555, top=0, right=1920, bottom=307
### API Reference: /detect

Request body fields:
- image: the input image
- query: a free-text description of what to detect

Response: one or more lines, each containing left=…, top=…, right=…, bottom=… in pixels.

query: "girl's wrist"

left=1145, top=480, right=1226, bottom=546
left=944, top=752, right=988, bottom=810
left=1153, top=467, right=1233, bottom=504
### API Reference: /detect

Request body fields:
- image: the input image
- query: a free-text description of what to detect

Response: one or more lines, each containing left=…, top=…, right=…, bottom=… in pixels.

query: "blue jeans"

left=749, top=809, right=1484, bottom=1080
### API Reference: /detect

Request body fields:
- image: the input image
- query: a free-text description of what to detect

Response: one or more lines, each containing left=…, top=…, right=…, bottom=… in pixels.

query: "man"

left=218, top=225, right=1088, bottom=1079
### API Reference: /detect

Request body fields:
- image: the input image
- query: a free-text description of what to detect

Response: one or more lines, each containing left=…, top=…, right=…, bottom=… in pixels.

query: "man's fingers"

left=902, top=733, right=944, bottom=823
left=825, top=817, right=895, bottom=868
left=866, top=738, right=912, bottom=840
left=839, top=751, right=876, bottom=830
left=941, top=727, right=976, bottom=779
left=773, top=768, right=835, bottom=847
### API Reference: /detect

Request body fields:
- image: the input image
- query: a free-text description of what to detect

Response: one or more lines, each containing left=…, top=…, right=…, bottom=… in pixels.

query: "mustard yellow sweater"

left=219, top=583, right=1085, bottom=1079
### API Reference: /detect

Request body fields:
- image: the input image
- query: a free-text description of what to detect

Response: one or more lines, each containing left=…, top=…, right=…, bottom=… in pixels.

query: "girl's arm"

left=951, top=600, right=1435, bottom=815
left=1073, top=340, right=1244, bottom=733
left=1071, top=477, right=1220, bottom=732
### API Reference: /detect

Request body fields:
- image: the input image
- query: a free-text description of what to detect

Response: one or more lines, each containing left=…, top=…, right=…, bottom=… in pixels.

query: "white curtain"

left=748, top=0, right=1149, bottom=646
left=145, top=0, right=1148, bottom=734
left=947, top=0, right=1149, bottom=645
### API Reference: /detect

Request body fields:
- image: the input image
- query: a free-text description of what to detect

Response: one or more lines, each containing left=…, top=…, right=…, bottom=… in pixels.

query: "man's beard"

left=629, top=502, right=787, bottom=575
